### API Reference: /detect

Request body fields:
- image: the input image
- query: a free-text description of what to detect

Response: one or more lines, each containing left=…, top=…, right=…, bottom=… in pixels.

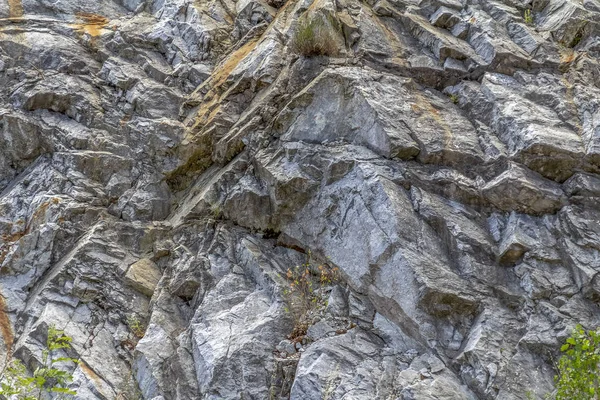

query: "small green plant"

left=291, top=15, right=339, bottom=57
left=449, top=94, right=459, bottom=104
left=0, top=325, right=78, bottom=399
left=554, top=325, right=600, bottom=400
left=210, top=204, right=222, bottom=220
left=127, top=316, right=147, bottom=339
left=282, top=252, right=340, bottom=339
left=569, top=29, right=584, bottom=48
left=524, top=9, right=534, bottom=25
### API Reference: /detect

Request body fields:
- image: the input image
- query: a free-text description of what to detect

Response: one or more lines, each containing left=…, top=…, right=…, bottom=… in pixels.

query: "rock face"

left=0, top=0, right=599, bottom=399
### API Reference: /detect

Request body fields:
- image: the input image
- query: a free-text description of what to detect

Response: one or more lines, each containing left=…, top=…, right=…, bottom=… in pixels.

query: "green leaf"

left=50, top=387, right=77, bottom=394
left=555, top=329, right=600, bottom=399
left=53, top=356, right=79, bottom=364
left=0, top=325, right=79, bottom=399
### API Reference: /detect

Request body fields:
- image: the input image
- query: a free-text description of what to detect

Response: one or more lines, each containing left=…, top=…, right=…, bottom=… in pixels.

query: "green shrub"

left=0, top=325, right=78, bottom=399
left=282, top=252, right=340, bottom=339
left=127, top=315, right=147, bottom=340
left=291, top=15, right=339, bottom=57
left=525, top=390, right=535, bottom=400
left=555, top=325, right=600, bottom=400
left=524, top=9, right=534, bottom=25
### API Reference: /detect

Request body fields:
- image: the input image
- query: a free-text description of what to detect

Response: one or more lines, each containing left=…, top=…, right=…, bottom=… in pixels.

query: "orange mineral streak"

left=214, top=39, right=260, bottom=88
left=186, top=0, right=299, bottom=134
left=80, top=361, right=102, bottom=386
left=412, top=92, right=455, bottom=148
left=0, top=229, right=25, bottom=265
left=0, top=292, right=14, bottom=362
left=7, top=0, right=24, bottom=18
left=560, top=49, right=577, bottom=65
left=190, top=38, right=260, bottom=131
left=71, top=13, right=109, bottom=37
left=80, top=361, right=112, bottom=398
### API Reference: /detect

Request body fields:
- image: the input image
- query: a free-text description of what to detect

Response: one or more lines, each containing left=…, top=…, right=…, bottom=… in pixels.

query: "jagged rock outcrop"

left=0, top=0, right=599, bottom=398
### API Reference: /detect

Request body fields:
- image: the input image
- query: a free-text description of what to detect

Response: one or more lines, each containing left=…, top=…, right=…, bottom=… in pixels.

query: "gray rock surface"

left=0, top=0, right=599, bottom=398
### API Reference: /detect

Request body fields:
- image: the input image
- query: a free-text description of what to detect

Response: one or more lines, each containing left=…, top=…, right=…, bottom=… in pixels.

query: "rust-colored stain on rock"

left=72, top=13, right=109, bottom=37
left=7, top=0, right=24, bottom=18
left=191, top=38, right=260, bottom=130
left=80, top=361, right=112, bottom=398
left=0, top=292, right=14, bottom=362
left=80, top=361, right=102, bottom=386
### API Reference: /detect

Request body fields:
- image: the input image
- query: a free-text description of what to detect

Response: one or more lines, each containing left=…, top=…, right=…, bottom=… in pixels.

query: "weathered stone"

left=325, top=285, right=348, bottom=318
left=306, top=320, right=336, bottom=341
left=430, top=7, right=462, bottom=29
left=276, top=67, right=421, bottom=160
left=455, top=73, right=586, bottom=181
left=276, top=339, right=296, bottom=355
left=125, top=258, right=162, bottom=297
left=482, top=163, right=567, bottom=214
